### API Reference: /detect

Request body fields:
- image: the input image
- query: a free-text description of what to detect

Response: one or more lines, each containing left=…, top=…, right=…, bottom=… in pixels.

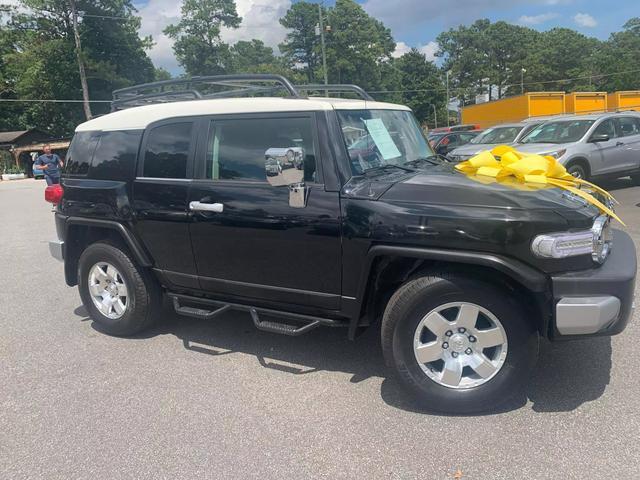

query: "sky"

left=132, top=0, right=639, bottom=74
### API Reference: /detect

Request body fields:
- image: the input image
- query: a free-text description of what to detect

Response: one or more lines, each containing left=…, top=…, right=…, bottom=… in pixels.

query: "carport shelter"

left=0, top=129, right=70, bottom=177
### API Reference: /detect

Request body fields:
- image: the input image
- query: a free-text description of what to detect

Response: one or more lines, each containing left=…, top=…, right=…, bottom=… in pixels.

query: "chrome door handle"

left=616, top=142, right=624, bottom=146
left=189, top=201, right=224, bottom=213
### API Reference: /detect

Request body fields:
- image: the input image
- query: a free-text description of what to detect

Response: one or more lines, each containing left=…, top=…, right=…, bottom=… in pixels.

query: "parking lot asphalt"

left=1, top=177, right=639, bottom=480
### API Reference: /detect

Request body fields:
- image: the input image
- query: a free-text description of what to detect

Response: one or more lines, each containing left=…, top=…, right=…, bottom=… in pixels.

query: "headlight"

left=531, top=215, right=612, bottom=263
left=546, top=149, right=566, bottom=159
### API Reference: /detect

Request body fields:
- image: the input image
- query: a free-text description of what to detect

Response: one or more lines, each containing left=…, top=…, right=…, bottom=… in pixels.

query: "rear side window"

left=90, top=130, right=142, bottom=180
left=142, top=122, right=193, bottom=178
left=65, top=132, right=99, bottom=175
left=615, top=117, right=640, bottom=137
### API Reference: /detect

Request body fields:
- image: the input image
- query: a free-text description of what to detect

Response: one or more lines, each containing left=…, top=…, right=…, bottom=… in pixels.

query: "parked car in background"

left=428, top=131, right=479, bottom=157
left=429, top=124, right=481, bottom=134
left=448, top=122, right=543, bottom=162
left=32, top=162, right=45, bottom=179
left=515, top=112, right=640, bottom=182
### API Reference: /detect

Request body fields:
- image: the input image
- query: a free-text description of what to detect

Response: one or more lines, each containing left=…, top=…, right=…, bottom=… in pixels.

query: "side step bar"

left=169, top=293, right=345, bottom=337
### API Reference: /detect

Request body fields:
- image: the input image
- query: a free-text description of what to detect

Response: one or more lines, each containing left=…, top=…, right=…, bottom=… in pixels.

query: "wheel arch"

left=565, top=157, right=591, bottom=177
left=349, top=246, right=551, bottom=340
left=63, top=217, right=153, bottom=286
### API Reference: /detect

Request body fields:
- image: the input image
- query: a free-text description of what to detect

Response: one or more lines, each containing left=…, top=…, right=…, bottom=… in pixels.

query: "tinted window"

left=471, top=126, right=521, bottom=144
left=592, top=119, right=616, bottom=139
left=205, top=116, right=317, bottom=182
left=65, top=131, right=99, bottom=175
left=143, top=122, right=192, bottom=178
left=91, top=130, right=142, bottom=180
left=615, top=117, right=640, bottom=137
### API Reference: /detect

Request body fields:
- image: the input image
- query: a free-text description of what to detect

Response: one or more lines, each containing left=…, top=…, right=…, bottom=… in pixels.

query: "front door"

left=188, top=113, right=342, bottom=310
left=588, top=119, right=622, bottom=176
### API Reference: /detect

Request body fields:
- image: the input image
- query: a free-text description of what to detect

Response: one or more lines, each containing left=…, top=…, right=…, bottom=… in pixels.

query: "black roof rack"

left=295, top=84, right=374, bottom=101
left=111, top=74, right=374, bottom=110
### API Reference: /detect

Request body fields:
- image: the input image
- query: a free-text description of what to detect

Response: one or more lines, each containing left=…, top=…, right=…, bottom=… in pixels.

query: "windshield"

left=470, top=126, right=522, bottom=144
left=337, top=109, right=434, bottom=174
left=520, top=120, right=595, bottom=144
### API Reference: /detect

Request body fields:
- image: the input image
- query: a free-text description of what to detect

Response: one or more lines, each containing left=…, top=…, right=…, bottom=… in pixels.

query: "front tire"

left=381, top=273, right=538, bottom=414
left=566, top=163, right=588, bottom=180
left=631, top=172, right=640, bottom=185
left=78, top=242, right=160, bottom=336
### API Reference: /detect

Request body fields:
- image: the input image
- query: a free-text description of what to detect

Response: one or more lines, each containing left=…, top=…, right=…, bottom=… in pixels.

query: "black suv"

left=47, top=75, right=636, bottom=413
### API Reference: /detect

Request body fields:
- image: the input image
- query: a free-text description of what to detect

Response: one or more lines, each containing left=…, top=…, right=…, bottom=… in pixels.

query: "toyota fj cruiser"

left=47, top=75, right=636, bottom=413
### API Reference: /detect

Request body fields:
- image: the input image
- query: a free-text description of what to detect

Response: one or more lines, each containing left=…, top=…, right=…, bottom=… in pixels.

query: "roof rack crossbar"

left=295, top=84, right=374, bottom=101
left=112, top=74, right=301, bottom=110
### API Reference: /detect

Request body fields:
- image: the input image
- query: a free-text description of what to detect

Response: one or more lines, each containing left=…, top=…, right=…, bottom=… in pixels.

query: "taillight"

left=45, top=184, right=63, bottom=204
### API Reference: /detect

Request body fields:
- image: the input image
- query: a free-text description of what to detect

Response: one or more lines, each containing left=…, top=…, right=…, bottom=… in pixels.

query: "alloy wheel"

left=413, top=302, right=508, bottom=389
left=88, top=262, right=129, bottom=319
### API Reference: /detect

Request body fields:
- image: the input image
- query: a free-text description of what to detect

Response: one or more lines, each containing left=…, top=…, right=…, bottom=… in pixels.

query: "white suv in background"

left=515, top=112, right=640, bottom=182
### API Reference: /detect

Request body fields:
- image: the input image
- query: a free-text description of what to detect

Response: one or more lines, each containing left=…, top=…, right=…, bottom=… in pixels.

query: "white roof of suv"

left=76, top=97, right=411, bottom=132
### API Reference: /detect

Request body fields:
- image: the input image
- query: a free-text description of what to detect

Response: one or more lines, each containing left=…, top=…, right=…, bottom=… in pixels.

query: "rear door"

left=188, top=112, right=342, bottom=310
left=613, top=116, right=640, bottom=173
left=132, top=119, right=199, bottom=289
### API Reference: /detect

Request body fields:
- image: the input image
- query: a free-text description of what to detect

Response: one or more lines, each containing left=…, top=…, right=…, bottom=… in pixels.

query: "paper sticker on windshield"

left=363, top=118, right=402, bottom=160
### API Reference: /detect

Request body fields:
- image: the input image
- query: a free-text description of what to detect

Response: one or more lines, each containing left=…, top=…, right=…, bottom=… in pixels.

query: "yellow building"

left=461, top=92, right=565, bottom=128
left=564, top=92, right=607, bottom=114
left=607, top=91, right=640, bottom=112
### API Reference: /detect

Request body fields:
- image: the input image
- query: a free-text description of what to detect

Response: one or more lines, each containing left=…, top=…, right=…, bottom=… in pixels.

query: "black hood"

left=365, top=164, right=597, bottom=212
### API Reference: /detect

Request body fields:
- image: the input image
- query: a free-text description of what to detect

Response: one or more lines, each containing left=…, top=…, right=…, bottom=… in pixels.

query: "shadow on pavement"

left=77, top=302, right=612, bottom=416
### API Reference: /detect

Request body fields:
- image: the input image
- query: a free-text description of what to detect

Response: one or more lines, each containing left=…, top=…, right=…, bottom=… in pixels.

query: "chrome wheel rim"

left=413, top=302, right=508, bottom=389
left=88, top=262, right=128, bottom=319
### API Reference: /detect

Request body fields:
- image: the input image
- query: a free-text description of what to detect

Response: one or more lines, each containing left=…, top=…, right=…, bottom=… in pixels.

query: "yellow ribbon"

left=455, top=145, right=624, bottom=225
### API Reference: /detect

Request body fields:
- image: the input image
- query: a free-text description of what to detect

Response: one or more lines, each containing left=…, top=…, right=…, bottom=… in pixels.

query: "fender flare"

left=347, top=245, right=548, bottom=339
left=66, top=217, right=153, bottom=267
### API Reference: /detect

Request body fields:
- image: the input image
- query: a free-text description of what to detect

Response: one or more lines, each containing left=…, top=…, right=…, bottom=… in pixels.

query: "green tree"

left=279, top=2, right=321, bottom=83
left=229, top=39, right=276, bottom=72
left=2, top=0, right=155, bottom=135
left=164, top=0, right=241, bottom=76
left=593, top=18, right=640, bottom=92
left=323, top=0, right=396, bottom=92
left=395, top=49, right=446, bottom=126
left=524, top=28, right=600, bottom=92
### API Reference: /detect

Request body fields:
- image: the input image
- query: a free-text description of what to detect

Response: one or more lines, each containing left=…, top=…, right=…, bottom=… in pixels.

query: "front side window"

left=591, top=119, right=617, bottom=139
left=143, top=122, right=193, bottom=178
left=204, top=116, right=317, bottom=183
left=520, top=120, right=595, bottom=144
left=337, top=109, right=433, bottom=174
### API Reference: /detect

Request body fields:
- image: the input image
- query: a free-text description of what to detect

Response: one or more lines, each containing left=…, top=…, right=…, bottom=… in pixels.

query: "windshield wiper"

left=362, top=163, right=415, bottom=174
left=403, top=155, right=446, bottom=167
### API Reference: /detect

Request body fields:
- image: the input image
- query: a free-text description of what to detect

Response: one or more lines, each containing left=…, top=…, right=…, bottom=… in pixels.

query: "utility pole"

left=69, top=0, right=92, bottom=120
left=317, top=3, right=328, bottom=93
left=428, top=104, right=438, bottom=128
left=521, top=68, right=527, bottom=95
left=445, top=70, right=450, bottom=127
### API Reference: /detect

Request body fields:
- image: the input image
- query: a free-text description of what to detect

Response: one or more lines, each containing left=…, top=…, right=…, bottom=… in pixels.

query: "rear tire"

left=78, top=242, right=160, bottom=336
left=381, top=273, right=538, bottom=414
left=631, top=173, right=640, bottom=185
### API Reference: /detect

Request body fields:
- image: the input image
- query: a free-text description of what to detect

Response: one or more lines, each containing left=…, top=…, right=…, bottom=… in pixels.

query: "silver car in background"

left=448, top=121, right=543, bottom=162
left=515, top=112, right=640, bottom=182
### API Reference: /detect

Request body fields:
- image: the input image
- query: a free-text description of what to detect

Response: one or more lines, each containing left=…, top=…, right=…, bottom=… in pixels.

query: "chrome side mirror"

left=289, top=182, right=308, bottom=208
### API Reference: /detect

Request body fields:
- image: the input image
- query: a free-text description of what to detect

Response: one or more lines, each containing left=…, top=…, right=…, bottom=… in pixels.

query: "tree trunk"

left=69, top=0, right=92, bottom=120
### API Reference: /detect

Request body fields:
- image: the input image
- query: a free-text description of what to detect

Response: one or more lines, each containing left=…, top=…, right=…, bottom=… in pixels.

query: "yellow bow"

left=455, top=145, right=624, bottom=225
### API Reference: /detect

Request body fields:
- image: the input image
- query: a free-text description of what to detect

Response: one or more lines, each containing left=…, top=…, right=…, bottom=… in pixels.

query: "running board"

left=169, top=293, right=345, bottom=337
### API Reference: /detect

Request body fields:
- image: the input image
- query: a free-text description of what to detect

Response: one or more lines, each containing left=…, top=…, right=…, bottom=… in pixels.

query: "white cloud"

left=393, top=41, right=438, bottom=61
left=518, top=12, right=559, bottom=25
left=574, top=12, right=597, bottom=28
left=134, top=0, right=291, bottom=74
left=392, top=41, right=411, bottom=58
left=418, top=41, right=438, bottom=61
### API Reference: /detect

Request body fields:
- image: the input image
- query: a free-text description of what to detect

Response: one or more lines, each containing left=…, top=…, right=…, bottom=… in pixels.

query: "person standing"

left=35, top=144, right=64, bottom=186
